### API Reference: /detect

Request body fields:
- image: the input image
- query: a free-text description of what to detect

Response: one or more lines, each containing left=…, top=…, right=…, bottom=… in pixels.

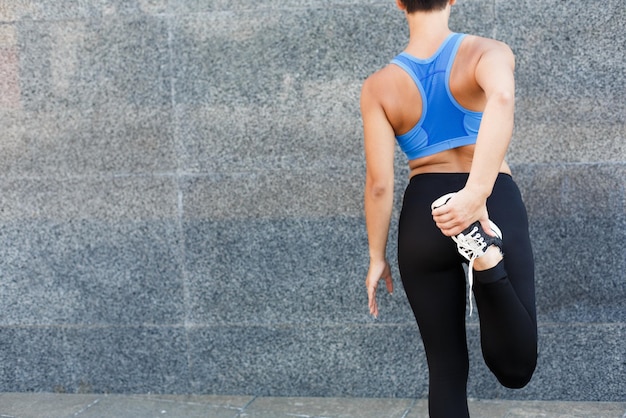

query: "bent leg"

left=473, top=263, right=537, bottom=388
left=474, top=175, right=538, bottom=388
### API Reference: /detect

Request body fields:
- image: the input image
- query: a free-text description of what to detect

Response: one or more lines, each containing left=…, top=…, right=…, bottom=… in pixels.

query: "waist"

left=407, top=146, right=511, bottom=178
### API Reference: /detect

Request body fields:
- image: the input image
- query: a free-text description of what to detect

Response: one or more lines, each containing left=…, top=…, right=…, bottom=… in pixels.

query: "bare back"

left=369, top=34, right=512, bottom=177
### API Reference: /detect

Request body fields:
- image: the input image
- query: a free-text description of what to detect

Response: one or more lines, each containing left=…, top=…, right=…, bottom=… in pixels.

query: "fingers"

left=369, top=300, right=378, bottom=318
left=384, top=274, right=394, bottom=294
left=480, top=218, right=497, bottom=237
left=433, top=213, right=465, bottom=236
left=432, top=204, right=461, bottom=236
left=434, top=220, right=462, bottom=236
left=431, top=194, right=490, bottom=237
left=366, top=261, right=393, bottom=318
left=367, top=283, right=378, bottom=318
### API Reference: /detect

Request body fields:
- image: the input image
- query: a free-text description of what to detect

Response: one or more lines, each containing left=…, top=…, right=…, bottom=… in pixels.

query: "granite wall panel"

left=186, top=324, right=427, bottom=398
left=514, top=164, right=626, bottom=323
left=2, top=16, right=176, bottom=177
left=0, top=219, right=185, bottom=325
left=183, top=217, right=380, bottom=326
left=499, top=0, right=625, bottom=165
left=0, top=0, right=623, bottom=401
left=169, top=7, right=394, bottom=175
left=0, top=326, right=190, bottom=393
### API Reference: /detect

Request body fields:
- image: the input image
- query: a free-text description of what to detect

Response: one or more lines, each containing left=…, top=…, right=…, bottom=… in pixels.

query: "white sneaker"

left=431, top=193, right=503, bottom=316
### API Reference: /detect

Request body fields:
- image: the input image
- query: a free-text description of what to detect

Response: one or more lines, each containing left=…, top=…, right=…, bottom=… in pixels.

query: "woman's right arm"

left=432, top=41, right=515, bottom=237
left=360, top=76, right=396, bottom=318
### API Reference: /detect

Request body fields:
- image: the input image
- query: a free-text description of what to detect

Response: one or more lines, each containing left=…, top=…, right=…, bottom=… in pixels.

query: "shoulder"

left=473, top=35, right=514, bottom=67
left=362, top=65, right=395, bottom=97
left=361, top=63, right=407, bottom=108
left=461, top=35, right=514, bottom=64
left=467, top=36, right=516, bottom=94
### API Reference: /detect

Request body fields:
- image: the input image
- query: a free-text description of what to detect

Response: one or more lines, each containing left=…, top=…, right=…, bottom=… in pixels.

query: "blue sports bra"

left=391, top=33, right=482, bottom=160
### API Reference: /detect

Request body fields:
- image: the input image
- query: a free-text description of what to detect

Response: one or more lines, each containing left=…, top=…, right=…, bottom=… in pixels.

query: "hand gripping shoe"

left=431, top=193, right=503, bottom=316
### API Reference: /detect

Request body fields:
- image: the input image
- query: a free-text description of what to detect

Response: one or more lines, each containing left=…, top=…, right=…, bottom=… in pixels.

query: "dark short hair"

left=400, top=0, right=449, bottom=13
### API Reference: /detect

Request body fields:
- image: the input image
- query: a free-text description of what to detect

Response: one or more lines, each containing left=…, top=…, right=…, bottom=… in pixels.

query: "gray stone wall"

left=0, top=0, right=624, bottom=401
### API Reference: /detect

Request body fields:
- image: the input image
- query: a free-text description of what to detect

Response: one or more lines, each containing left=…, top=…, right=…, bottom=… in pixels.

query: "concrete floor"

left=1, top=393, right=625, bottom=418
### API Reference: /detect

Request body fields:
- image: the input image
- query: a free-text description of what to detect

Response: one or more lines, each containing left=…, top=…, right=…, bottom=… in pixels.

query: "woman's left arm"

left=361, top=76, right=396, bottom=317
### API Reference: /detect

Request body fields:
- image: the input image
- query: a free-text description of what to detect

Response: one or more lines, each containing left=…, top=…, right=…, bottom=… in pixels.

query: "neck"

left=405, top=8, right=452, bottom=47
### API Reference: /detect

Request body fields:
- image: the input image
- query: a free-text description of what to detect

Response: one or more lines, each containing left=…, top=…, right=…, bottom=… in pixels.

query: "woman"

left=360, top=0, right=538, bottom=416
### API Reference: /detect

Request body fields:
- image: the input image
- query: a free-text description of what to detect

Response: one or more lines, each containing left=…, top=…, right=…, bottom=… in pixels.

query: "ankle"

left=473, top=245, right=503, bottom=271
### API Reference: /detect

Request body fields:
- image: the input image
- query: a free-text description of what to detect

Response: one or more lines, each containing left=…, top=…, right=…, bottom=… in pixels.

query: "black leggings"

left=398, top=173, right=537, bottom=418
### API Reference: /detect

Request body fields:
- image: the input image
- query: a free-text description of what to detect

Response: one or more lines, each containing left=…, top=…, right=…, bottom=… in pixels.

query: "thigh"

left=401, top=264, right=469, bottom=366
left=398, top=173, right=466, bottom=274
left=397, top=174, right=470, bottom=371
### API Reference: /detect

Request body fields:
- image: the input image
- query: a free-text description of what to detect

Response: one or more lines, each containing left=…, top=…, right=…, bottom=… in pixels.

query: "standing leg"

left=398, top=175, right=473, bottom=417
left=401, top=266, right=471, bottom=417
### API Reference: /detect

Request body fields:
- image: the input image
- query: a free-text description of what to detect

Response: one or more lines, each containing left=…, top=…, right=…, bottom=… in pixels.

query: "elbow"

left=366, top=178, right=392, bottom=199
left=490, top=89, right=515, bottom=109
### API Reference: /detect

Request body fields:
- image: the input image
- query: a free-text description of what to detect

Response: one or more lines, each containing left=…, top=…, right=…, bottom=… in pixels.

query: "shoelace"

left=454, top=226, right=488, bottom=316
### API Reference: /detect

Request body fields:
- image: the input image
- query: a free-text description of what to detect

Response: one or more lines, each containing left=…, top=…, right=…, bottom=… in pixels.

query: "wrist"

left=369, top=254, right=387, bottom=265
left=463, top=181, right=492, bottom=200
